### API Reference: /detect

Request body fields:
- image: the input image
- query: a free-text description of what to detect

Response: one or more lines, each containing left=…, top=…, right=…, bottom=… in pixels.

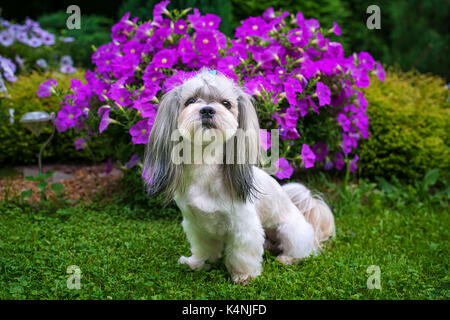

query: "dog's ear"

left=223, top=91, right=260, bottom=202
left=143, top=88, right=183, bottom=201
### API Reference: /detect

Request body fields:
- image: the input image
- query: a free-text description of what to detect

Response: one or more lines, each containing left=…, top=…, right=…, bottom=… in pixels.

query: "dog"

left=143, top=69, right=335, bottom=284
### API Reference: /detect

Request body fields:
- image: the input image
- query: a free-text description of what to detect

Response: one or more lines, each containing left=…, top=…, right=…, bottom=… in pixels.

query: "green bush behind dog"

left=359, top=68, right=449, bottom=183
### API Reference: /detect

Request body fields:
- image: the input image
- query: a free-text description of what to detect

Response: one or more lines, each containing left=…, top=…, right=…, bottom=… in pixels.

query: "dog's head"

left=143, top=69, right=260, bottom=202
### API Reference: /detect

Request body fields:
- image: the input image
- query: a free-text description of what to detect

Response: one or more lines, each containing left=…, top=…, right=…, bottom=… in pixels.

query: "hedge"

left=358, top=68, right=449, bottom=182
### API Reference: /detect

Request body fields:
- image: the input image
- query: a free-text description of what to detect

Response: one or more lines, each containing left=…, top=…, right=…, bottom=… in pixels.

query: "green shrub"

left=358, top=68, right=450, bottom=183
left=0, top=70, right=103, bottom=166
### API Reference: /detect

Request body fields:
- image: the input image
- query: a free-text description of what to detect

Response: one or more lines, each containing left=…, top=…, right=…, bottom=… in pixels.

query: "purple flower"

left=0, top=30, right=14, bottom=46
left=349, top=154, right=359, bottom=173
left=125, top=153, right=140, bottom=169
left=174, top=19, right=188, bottom=34
left=274, top=158, right=294, bottom=180
left=194, top=30, right=218, bottom=55
left=61, top=55, right=73, bottom=66
left=151, top=49, right=177, bottom=69
left=74, top=137, right=87, bottom=150
left=98, top=105, right=111, bottom=133
left=56, top=105, right=82, bottom=131
left=337, top=113, right=351, bottom=132
left=108, top=85, right=132, bottom=107
left=301, top=144, right=316, bottom=169
left=60, top=65, right=76, bottom=74
left=375, top=62, right=385, bottom=82
left=153, top=0, right=170, bottom=25
left=324, top=159, right=333, bottom=170
left=112, top=13, right=137, bottom=43
left=284, top=77, right=302, bottom=106
left=334, top=152, right=345, bottom=171
left=37, top=78, right=57, bottom=97
left=36, top=58, right=47, bottom=68
left=312, top=142, right=329, bottom=162
left=130, top=120, right=150, bottom=144
left=358, top=52, right=375, bottom=70
left=331, top=22, right=341, bottom=36
left=316, top=81, right=331, bottom=106
left=236, top=17, right=270, bottom=38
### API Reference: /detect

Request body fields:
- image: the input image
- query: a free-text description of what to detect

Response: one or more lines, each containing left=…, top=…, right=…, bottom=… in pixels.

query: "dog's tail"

left=282, top=183, right=335, bottom=249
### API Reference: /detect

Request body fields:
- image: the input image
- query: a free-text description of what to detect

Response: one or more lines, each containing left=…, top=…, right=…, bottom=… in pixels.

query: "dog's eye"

left=222, top=100, right=231, bottom=109
left=185, top=98, right=196, bottom=106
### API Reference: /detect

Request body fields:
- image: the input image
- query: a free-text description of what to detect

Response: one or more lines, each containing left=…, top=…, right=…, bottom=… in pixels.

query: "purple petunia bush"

left=39, top=1, right=385, bottom=180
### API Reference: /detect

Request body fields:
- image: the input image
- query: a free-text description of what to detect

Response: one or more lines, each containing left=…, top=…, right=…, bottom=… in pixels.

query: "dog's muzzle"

left=200, top=106, right=216, bottom=128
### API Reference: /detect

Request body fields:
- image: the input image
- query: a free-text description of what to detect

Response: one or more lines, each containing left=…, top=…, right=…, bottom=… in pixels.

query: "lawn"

left=0, top=177, right=448, bottom=300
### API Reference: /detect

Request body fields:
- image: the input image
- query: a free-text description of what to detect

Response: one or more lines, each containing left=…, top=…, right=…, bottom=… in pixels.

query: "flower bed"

left=42, top=1, right=384, bottom=179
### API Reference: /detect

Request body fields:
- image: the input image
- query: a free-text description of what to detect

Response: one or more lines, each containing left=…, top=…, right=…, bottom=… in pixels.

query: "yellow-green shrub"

left=0, top=70, right=100, bottom=166
left=359, top=68, right=450, bottom=182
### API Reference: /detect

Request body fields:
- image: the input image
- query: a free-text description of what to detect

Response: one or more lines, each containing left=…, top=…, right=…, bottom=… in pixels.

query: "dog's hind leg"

left=275, top=215, right=316, bottom=265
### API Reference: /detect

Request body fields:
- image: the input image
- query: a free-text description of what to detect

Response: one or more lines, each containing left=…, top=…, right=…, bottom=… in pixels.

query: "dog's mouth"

left=201, top=118, right=216, bottom=129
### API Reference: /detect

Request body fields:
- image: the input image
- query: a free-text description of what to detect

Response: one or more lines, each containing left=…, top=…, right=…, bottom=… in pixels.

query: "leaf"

left=24, top=176, right=37, bottom=182
left=43, top=170, right=55, bottom=180
left=20, top=189, right=32, bottom=201
left=51, top=183, right=64, bottom=192
left=423, top=169, right=439, bottom=189
left=36, top=182, right=48, bottom=191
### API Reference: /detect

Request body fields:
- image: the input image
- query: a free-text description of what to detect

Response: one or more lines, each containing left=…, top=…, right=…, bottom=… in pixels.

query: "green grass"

left=0, top=178, right=448, bottom=300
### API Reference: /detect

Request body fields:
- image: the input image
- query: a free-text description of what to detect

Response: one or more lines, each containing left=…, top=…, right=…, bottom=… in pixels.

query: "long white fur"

left=145, top=69, right=336, bottom=284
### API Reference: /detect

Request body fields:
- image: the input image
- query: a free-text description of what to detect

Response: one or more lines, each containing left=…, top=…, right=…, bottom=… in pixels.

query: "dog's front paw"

left=276, top=255, right=300, bottom=265
left=178, top=255, right=209, bottom=270
left=231, top=273, right=257, bottom=286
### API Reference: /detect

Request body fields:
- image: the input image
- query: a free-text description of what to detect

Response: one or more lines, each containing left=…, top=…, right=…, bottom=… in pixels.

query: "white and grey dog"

left=143, top=69, right=335, bottom=284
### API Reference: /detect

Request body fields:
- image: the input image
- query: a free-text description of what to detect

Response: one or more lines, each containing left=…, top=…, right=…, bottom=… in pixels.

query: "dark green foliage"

left=118, top=0, right=233, bottom=36
left=343, top=0, right=450, bottom=81
left=38, top=13, right=113, bottom=68
left=359, top=69, right=450, bottom=183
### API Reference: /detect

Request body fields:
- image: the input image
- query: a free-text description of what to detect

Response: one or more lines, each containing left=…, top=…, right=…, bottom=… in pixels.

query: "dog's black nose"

left=200, top=106, right=215, bottom=117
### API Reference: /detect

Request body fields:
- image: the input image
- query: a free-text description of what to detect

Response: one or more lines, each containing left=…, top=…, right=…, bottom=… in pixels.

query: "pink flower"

left=301, top=144, right=316, bottom=168
left=274, top=158, right=294, bottom=180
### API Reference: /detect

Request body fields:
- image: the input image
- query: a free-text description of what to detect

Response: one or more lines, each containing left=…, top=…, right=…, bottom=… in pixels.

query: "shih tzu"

left=143, top=69, right=335, bottom=284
